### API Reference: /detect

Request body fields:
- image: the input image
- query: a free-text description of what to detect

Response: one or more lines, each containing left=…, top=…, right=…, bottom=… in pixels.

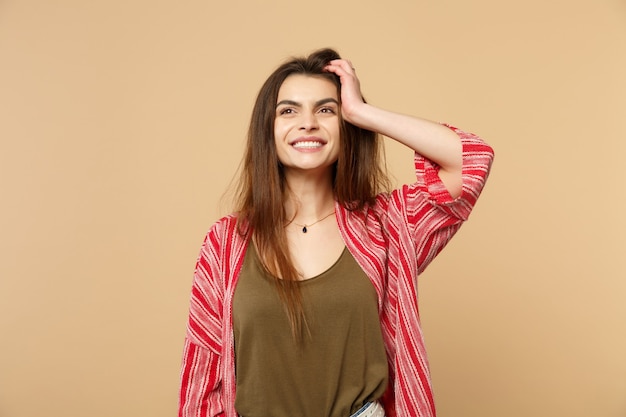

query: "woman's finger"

left=326, top=59, right=356, bottom=75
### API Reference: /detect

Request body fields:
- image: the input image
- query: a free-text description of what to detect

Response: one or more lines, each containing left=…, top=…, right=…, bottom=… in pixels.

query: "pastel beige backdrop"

left=1, top=0, right=624, bottom=416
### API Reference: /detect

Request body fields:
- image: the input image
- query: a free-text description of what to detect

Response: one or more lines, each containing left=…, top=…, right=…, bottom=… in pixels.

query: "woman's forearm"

left=346, top=103, right=463, bottom=197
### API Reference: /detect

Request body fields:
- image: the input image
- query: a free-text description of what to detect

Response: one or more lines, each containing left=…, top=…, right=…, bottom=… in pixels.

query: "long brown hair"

left=234, top=48, right=390, bottom=340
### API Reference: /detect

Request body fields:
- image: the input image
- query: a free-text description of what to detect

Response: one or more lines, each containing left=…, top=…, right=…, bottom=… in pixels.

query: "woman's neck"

left=283, top=169, right=335, bottom=222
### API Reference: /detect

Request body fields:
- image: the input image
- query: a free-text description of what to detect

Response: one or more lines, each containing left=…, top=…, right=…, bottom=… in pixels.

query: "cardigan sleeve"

left=414, top=124, right=494, bottom=221
left=179, top=224, right=228, bottom=417
left=179, top=338, right=225, bottom=417
left=392, top=125, right=494, bottom=274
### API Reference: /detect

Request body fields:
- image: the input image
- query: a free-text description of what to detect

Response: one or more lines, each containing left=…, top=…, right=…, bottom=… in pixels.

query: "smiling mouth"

left=292, top=140, right=325, bottom=149
left=290, top=137, right=327, bottom=149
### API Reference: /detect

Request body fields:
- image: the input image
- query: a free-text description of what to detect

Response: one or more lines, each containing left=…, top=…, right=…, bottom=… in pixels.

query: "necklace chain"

left=292, top=211, right=335, bottom=233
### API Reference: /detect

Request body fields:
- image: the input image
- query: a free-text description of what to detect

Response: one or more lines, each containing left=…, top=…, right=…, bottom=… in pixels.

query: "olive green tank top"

left=232, top=245, right=388, bottom=417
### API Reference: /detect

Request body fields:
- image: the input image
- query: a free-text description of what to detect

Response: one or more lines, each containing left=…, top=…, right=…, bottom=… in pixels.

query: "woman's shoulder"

left=337, top=198, right=389, bottom=237
left=202, top=212, right=250, bottom=246
left=211, top=212, right=239, bottom=228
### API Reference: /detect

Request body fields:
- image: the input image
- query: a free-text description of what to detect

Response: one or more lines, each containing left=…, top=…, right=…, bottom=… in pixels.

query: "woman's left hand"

left=324, top=59, right=367, bottom=125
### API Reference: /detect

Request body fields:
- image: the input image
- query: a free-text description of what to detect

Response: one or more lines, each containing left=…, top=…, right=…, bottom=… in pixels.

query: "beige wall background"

left=1, top=0, right=624, bottom=416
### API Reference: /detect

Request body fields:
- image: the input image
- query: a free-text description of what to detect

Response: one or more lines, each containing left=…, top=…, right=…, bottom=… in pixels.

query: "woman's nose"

left=299, top=112, right=319, bottom=131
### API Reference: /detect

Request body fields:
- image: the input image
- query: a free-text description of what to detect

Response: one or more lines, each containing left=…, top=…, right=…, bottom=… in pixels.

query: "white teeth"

left=293, top=141, right=323, bottom=149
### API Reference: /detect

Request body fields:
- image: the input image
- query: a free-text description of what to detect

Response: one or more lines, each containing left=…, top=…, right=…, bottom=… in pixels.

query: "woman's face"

left=274, top=74, right=340, bottom=175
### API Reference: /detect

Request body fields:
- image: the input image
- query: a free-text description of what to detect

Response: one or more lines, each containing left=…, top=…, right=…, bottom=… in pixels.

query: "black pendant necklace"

left=293, top=211, right=335, bottom=233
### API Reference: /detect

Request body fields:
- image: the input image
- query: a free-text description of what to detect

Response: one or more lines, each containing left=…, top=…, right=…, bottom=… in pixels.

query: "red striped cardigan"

left=179, top=126, right=494, bottom=417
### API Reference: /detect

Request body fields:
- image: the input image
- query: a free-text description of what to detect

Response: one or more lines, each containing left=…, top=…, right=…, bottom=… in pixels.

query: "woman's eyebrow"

left=276, top=98, right=339, bottom=107
left=315, top=98, right=339, bottom=106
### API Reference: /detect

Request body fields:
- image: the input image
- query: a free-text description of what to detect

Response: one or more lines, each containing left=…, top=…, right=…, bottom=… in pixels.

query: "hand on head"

left=324, top=59, right=366, bottom=125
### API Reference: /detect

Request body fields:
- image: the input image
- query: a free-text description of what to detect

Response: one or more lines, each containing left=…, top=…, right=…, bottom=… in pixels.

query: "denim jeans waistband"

left=350, top=400, right=385, bottom=417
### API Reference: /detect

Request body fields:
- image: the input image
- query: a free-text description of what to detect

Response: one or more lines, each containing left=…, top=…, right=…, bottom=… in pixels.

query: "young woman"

left=178, top=48, right=494, bottom=417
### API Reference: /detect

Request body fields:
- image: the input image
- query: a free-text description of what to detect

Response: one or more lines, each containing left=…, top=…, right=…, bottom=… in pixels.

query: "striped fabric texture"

left=179, top=126, right=494, bottom=417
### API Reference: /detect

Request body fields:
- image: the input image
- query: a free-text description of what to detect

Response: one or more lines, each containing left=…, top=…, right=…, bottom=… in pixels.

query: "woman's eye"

left=319, top=107, right=336, bottom=114
left=279, top=108, right=294, bottom=115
